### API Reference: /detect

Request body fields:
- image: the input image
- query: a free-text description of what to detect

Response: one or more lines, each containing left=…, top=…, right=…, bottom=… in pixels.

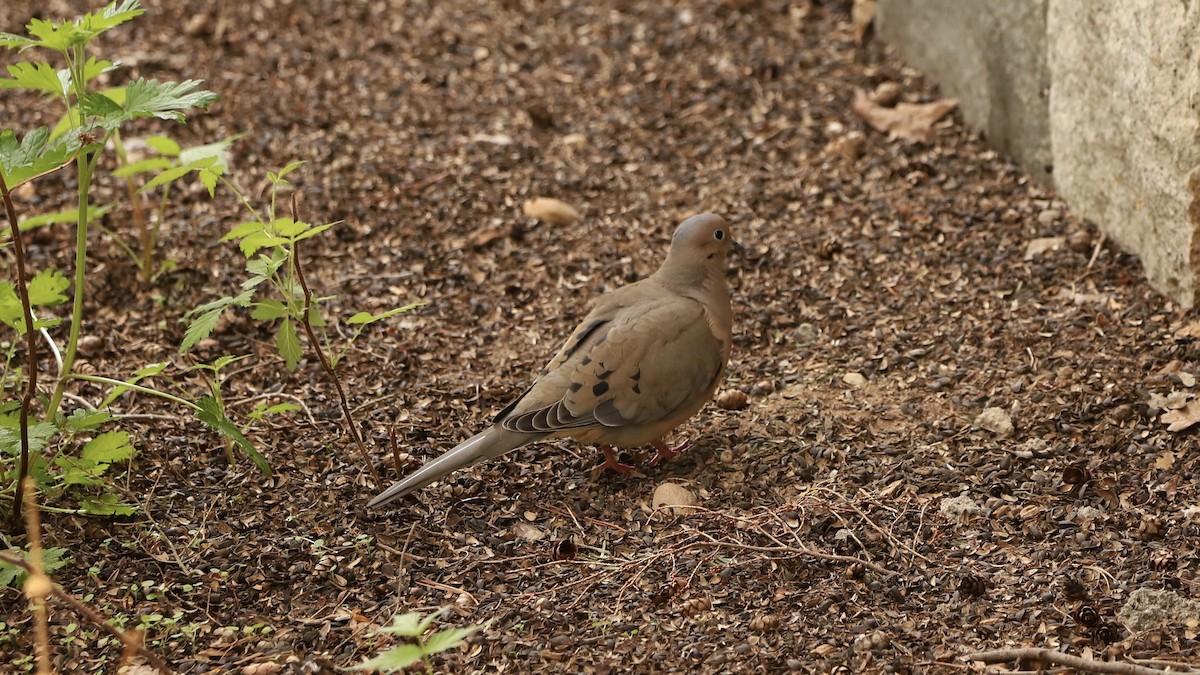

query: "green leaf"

left=251, top=299, right=289, bottom=321
left=0, top=61, right=66, bottom=96
left=18, top=203, right=114, bottom=231
left=291, top=223, right=333, bottom=243
left=238, top=231, right=287, bottom=258
left=112, top=157, right=173, bottom=178
left=0, top=421, right=56, bottom=457
left=140, top=164, right=193, bottom=192
left=79, top=89, right=126, bottom=120
left=244, top=252, right=287, bottom=286
left=208, top=354, right=250, bottom=371
left=0, top=126, right=83, bottom=187
left=99, top=361, right=169, bottom=407
left=247, top=402, right=300, bottom=422
left=194, top=395, right=271, bottom=474
left=347, top=302, right=426, bottom=325
left=65, top=408, right=114, bottom=433
left=222, top=220, right=265, bottom=243
left=179, top=290, right=252, bottom=352
left=0, top=547, right=69, bottom=589
left=417, top=607, right=449, bottom=635
left=178, top=134, right=242, bottom=170
left=123, top=78, right=218, bottom=123
left=423, top=625, right=481, bottom=656
left=144, top=134, right=180, bottom=156
left=0, top=33, right=40, bottom=51
left=81, top=430, right=134, bottom=464
left=49, top=86, right=125, bottom=140
left=21, top=1, right=145, bottom=52
left=198, top=166, right=220, bottom=197
left=27, top=268, right=70, bottom=307
left=80, top=493, right=137, bottom=516
left=268, top=160, right=306, bottom=185
left=351, top=644, right=424, bottom=672
left=378, top=612, right=426, bottom=638
left=276, top=318, right=302, bottom=371
left=0, top=282, right=20, bottom=329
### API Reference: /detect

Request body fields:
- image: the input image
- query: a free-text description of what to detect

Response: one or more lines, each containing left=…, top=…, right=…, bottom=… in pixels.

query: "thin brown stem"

left=965, top=647, right=1197, bottom=675
left=1, top=175, right=40, bottom=525
left=22, top=478, right=52, bottom=674
left=289, top=199, right=380, bottom=485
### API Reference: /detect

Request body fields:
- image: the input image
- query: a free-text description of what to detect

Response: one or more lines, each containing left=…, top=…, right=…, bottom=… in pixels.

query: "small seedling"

left=354, top=608, right=487, bottom=674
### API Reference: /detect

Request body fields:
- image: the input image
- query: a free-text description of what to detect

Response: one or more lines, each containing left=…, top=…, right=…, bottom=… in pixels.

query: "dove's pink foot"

left=647, top=439, right=693, bottom=467
left=591, top=445, right=638, bottom=476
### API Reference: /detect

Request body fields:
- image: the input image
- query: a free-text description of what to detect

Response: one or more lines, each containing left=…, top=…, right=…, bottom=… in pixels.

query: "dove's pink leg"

left=647, top=439, right=693, bottom=466
left=592, top=445, right=637, bottom=475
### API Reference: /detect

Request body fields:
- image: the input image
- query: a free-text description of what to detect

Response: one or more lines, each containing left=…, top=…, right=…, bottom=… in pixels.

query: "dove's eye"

left=713, top=230, right=725, bottom=241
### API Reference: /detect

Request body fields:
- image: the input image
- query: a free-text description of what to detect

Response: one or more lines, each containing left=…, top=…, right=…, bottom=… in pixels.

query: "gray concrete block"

left=876, top=0, right=1052, bottom=185
left=1048, top=1, right=1200, bottom=307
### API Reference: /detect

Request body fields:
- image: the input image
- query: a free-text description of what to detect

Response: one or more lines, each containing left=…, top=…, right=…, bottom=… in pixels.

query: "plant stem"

left=292, top=237, right=381, bottom=485
left=0, top=175, right=40, bottom=525
left=44, top=148, right=95, bottom=420
left=69, top=373, right=202, bottom=411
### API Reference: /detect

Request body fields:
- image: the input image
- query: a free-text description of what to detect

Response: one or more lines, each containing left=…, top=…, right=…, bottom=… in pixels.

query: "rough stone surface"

left=1048, top=1, right=1200, bottom=308
left=1117, top=588, right=1200, bottom=632
left=876, top=0, right=1052, bottom=184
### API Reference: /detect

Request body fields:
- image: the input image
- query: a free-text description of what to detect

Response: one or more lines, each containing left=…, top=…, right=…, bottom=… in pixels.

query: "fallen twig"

left=965, top=647, right=1200, bottom=675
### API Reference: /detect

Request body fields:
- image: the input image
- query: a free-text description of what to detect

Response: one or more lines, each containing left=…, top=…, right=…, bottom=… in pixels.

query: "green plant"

left=354, top=608, right=487, bottom=674
left=0, top=0, right=217, bottom=515
left=0, top=545, right=69, bottom=588
left=180, top=161, right=422, bottom=479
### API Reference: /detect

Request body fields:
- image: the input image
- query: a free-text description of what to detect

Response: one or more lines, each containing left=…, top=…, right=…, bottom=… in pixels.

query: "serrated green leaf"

left=49, top=86, right=125, bottom=140
left=21, top=1, right=145, bottom=52
left=0, top=547, right=69, bottom=589
left=351, top=644, right=424, bottom=672
left=198, top=166, right=219, bottom=197
left=423, top=625, right=481, bottom=655
left=276, top=318, right=302, bottom=371
left=79, top=90, right=125, bottom=119
left=0, top=126, right=83, bottom=187
left=251, top=299, right=289, bottom=321
left=65, top=408, right=114, bottom=433
left=379, top=612, right=426, bottom=637
left=306, top=304, right=326, bottom=328
left=123, top=78, right=218, bottom=123
left=0, top=282, right=22, bottom=329
left=112, top=157, right=173, bottom=178
left=222, top=220, right=264, bottom=243
left=80, top=493, right=137, bottom=516
left=27, top=268, right=70, bottom=307
left=179, top=306, right=223, bottom=352
left=239, top=231, right=287, bottom=258
left=140, top=164, right=192, bottom=192
left=81, top=430, right=133, bottom=464
left=194, top=395, right=271, bottom=474
left=0, top=421, right=56, bottom=457
left=417, top=607, right=450, bottom=634
left=0, top=61, right=65, bottom=96
left=208, top=354, right=250, bottom=371
left=0, top=33, right=39, bottom=51
left=144, top=134, right=180, bottom=156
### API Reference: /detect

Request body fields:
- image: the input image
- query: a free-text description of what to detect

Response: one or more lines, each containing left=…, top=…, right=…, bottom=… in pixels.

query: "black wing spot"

left=592, top=381, right=610, bottom=397
left=632, top=383, right=641, bottom=394
left=631, top=368, right=641, bottom=381
left=568, top=382, right=582, bottom=393
left=581, top=355, right=592, bottom=366
left=598, top=369, right=614, bottom=380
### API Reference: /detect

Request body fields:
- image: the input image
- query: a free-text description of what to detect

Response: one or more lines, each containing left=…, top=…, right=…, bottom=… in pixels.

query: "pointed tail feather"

left=367, top=426, right=541, bottom=508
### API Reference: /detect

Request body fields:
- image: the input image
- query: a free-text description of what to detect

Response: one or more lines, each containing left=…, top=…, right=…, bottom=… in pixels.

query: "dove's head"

left=656, top=212, right=739, bottom=290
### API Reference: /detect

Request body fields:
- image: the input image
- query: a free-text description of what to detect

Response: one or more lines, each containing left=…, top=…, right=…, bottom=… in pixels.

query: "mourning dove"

left=368, top=213, right=737, bottom=508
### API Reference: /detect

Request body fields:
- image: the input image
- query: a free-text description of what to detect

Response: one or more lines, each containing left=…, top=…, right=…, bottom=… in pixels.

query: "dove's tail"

left=366, top=426, right=543, bottom=508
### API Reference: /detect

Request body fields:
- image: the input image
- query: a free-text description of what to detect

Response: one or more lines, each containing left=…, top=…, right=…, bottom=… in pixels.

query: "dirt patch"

left=2, top=0, right=1198, bottom=672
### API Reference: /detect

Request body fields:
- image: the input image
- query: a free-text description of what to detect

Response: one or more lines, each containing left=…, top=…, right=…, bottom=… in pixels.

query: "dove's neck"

left=652, top=260, right=730, bottom=308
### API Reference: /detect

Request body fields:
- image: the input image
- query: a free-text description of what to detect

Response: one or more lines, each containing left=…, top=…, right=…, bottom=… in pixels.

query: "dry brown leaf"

left=652, top=482, right=699, bottom=514
left=523, top=197, right=581, bottom=225
left=1176, top=321, right=1200, bottom=339
left=852, top=0, right=877, bottom=44
left=513, top=521, right=546, bottom=541
left=1154, top=451, right=1176, bottom=470
left=1023, top=236, right=1065, bottom=261
left=1161, top=401, right=1200, bottom=432
left=851, top=89, right=958, bottom=143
